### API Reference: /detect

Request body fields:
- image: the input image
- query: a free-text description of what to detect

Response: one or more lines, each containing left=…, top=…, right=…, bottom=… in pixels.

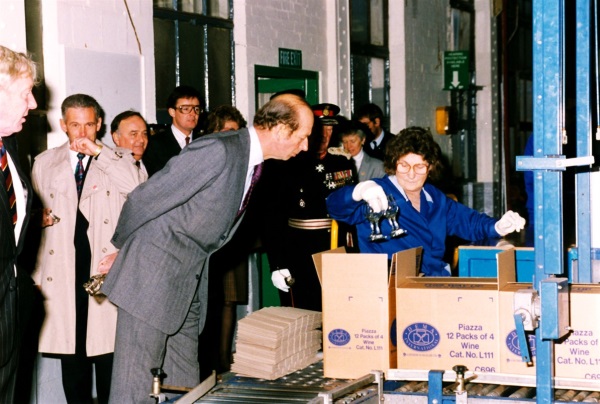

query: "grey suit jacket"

left=356, top=152, right=385, bottom=182
left=102, top=129, right=251, bottom=335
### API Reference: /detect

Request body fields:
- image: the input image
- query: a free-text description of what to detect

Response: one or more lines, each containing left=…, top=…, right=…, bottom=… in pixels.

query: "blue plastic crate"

left=458, top=246, right=535, bottom=282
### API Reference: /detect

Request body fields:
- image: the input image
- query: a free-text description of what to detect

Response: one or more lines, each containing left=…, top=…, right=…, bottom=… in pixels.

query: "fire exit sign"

left=279, top=48, right=302, bottom=69
left=444, top=51, right=469, bottom=90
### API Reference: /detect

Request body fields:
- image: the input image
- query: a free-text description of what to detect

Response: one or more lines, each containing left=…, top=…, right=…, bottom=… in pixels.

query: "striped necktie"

left=238, top=163, right=263, bottom=216
left=75, top=153, right=85, bottom=198
left=0, top=140, right=17, bottom=226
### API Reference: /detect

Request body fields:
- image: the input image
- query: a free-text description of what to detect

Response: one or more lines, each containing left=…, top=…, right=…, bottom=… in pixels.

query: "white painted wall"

left=41, top=0, right=156, bottom=148
left=238, top=0, right=339, bottom=118
left=0, top=0, right=27, bottom=51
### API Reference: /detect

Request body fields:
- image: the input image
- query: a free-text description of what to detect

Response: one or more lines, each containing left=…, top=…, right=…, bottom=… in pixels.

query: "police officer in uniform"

left=260, top=103, right=356, bottom=312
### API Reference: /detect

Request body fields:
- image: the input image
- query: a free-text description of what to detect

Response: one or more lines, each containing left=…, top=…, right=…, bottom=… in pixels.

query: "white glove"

left=495, top=210, right=526, bottom=236
left=352, top=180, right=388, bottom=212
left=271, top=269, right=292, bottom=292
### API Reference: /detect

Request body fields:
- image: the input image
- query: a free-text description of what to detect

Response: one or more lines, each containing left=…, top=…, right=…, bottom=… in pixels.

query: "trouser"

left=109, top=285, right=202, bottom=403
left=0, top=347, right=18, bottom=403
left=60, top=352, right=113, bottom=404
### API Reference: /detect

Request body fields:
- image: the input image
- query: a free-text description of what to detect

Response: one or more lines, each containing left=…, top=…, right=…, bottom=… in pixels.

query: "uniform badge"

left=315, top=164, right=324, bottom=172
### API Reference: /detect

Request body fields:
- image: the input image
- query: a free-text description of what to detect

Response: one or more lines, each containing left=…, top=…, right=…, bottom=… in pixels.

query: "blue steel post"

left=532, top=0, right=563, bottom=402
left=575, top=0, right=593, bottom=283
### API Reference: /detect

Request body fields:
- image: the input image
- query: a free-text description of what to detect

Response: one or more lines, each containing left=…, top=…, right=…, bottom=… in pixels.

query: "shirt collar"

left=171, top=124, right=192, bottom=148
left=388, top=175, right=433, bottom=203
left=69, top=148, right=90, bottom=171
left=372, top=130, right=385, bottom=146
left=247, top=125, right=264, bottom=167
left=353, top=149, right=364, bottom=167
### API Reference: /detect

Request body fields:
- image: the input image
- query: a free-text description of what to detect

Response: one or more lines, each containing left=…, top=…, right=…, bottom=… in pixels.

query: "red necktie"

left=237, top=163, right=263, bottom=216
left=0, top=140, right=17, bottom=226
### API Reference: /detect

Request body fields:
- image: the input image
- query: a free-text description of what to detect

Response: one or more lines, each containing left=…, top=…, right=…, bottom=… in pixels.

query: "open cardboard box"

left=314, top=246, right=600, bottom=383
left=395, top=249, right=516, bottom=373
left=313, top=247, right=421, bottom=379
left=554, top=284, right=600, bottom=380
left=500, top=280, right=600, bottom=380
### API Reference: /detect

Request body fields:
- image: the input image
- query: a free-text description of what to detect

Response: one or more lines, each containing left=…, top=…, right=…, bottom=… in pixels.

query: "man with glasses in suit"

left=143, top=85, right=205, bottom=176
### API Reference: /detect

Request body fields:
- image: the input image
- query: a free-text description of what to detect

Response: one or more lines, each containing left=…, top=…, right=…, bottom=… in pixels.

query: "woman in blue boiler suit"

left=326, top=126, right=526, bottom=276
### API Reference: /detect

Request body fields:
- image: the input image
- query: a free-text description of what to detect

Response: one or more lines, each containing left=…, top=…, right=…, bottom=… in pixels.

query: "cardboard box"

left=395, top=249, right=516, bottom=373
left=497, top=251, right=536, bottom=376
left=313, top=248, right=419, bottom=379
left=458, top=246, right=535, bottom=282
left=554, top=285, right=600, bottom=379
left=498, top=256, right=600, bottom=381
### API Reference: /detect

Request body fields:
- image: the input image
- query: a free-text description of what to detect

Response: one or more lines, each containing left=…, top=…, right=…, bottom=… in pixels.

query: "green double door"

left=255, top=65, right=319, bottom=109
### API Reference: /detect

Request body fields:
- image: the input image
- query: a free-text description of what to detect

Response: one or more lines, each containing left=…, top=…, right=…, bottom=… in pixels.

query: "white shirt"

left=69, top=149, right=91, bottom=173
left=352, top=149, right=365, bottom=170
left=5, top=151, right=26, bottom=245
left=240, top=126, right=265, bottom=210
left=4, top=150, right=26, bottom=277
left=372, top=130, right=386, bottom=147
left=171, top=124, right=192, bottom=149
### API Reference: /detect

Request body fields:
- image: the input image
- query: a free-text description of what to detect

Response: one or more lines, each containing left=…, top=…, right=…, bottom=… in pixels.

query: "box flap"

left=570, top=284, right=600, bottom=294
left=458, top=245, right=534, bottom=252
left=312, top=247, right=346, bottom=285
left=399, top=277, right=498, bottom=290
left=497, top=249, right=517, bottom=288
left=321, top=253, right=389, bottom=291
left=394, top=247, right=422, bottom=286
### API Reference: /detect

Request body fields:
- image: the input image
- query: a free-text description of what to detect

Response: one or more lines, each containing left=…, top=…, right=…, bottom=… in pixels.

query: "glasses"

left=175, top=105, right=203, bottom=115
left=397, top=162, right=429, bottom=175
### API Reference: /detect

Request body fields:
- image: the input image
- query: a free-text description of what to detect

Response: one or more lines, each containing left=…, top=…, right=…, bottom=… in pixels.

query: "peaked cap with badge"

left=311, top=103, right=340, bottom=126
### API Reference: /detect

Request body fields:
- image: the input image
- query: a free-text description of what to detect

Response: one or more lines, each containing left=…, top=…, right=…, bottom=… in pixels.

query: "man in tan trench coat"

left=31, top=95, right=148, bottom=403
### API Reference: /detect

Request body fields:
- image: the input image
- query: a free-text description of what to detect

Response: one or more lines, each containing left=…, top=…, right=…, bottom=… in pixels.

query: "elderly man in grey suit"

left=340, top=120, right=385, bottom=182
left=101, top=93, right=314, bottom=403
left=0, top=45, right=37, bottom=403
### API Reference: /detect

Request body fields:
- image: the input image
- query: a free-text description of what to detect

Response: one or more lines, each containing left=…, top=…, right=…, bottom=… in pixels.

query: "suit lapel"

left=167, top=129, right=183, bottom=154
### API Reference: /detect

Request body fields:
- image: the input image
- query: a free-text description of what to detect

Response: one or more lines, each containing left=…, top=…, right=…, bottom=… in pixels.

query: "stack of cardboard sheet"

left=231, top=306, right=322, bottom=379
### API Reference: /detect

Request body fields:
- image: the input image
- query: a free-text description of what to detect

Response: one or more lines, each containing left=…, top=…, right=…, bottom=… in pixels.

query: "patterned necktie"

left=0, top=140, right=17, bottom=226
left=75, top=153, right=85, bottom=197
left=238, top=163, right=263, bottom=216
